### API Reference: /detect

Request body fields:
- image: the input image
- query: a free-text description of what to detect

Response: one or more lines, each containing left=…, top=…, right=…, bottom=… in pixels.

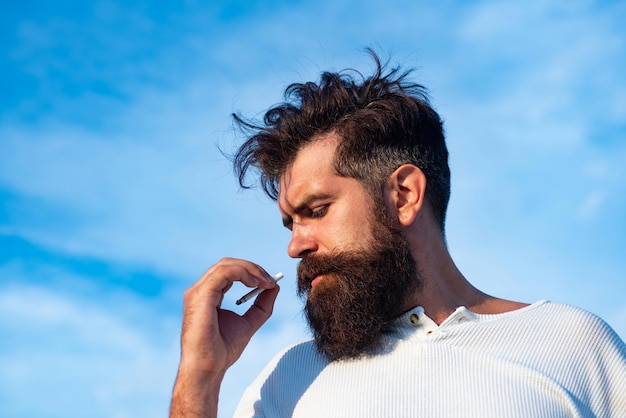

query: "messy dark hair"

left=233, top=49, right=451, bottom=231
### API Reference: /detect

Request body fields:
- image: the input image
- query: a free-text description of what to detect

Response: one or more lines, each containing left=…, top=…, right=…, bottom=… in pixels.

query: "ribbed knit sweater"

left=234, top=300, right=626, bottom=417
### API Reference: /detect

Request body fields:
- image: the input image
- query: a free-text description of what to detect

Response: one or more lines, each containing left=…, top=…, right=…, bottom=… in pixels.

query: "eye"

left=310, top=205, right=328, bottom=218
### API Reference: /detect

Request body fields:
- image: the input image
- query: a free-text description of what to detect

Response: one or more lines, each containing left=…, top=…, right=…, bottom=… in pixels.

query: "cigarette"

left=235, top=272, right=284, bottom=305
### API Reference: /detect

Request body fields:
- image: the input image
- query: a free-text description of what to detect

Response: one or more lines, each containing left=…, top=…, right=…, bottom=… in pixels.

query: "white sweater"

left=234, top=300, right=626, bottom=417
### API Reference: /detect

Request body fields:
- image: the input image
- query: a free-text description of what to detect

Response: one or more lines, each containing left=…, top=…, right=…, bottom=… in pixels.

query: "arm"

left=169, top=258, right=280, bottom=418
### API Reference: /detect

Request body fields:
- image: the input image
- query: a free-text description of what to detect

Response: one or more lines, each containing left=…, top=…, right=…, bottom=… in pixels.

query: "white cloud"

left=0, top=78, right=292, bottom=278
left=576, top=190, right=607, bottom=220
left=0, top=283, right=180, bottom=418
left=2, top=2, right=625, bottom=418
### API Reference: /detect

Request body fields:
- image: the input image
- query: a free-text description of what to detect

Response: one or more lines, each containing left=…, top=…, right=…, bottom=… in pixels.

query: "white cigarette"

left=235, top=272, right=284, bottom=305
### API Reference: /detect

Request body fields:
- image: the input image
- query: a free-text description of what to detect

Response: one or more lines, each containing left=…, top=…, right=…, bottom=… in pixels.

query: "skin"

left=169, top=132, right=527, bottom=417
left=169, top=260, right=279, bottom=418
left=279, top=135, right=380, bottom=290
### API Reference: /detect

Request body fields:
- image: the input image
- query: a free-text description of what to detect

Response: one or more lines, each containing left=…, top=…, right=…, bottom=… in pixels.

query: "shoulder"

left=531, top=300, right=619, bottom=334
left=500, top=299, right=607, bottom=325
left=469, top=300, right=625, bottom=354
left=521, top=300, right=626, bottom=355
left=536, top=302, right=626, bottom=414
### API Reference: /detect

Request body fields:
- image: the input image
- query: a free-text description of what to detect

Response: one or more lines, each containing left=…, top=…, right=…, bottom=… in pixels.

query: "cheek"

left=327, top=211, right=374, bottom=250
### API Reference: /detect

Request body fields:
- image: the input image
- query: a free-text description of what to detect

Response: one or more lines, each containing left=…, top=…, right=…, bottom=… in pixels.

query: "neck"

left=404, top=221, right=527, bottom=324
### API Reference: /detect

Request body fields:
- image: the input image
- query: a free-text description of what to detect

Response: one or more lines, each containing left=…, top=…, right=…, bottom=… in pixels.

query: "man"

left=169, top=52, right=626, bottom=417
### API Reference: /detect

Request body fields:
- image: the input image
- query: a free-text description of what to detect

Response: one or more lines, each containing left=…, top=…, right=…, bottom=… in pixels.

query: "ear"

left=386, top=164, right=427, bottom=226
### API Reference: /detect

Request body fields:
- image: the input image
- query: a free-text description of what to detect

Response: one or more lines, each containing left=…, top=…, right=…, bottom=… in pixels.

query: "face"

left=278, top=134, right=421, bottom=360
left=279, top=135, right=377, bottom=264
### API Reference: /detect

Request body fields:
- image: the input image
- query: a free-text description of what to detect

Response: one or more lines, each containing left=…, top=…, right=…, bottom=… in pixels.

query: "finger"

left=206, top=257, right=271, bottom=280
left=201, top=259, right=275, bottom=293
left=242, top=285, right=280, bottom=333
left=185, top=262, right=277, bottom=317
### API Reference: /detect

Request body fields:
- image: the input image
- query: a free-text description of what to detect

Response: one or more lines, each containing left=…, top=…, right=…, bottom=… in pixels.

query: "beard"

left=297, top=208, right=421, bottom=361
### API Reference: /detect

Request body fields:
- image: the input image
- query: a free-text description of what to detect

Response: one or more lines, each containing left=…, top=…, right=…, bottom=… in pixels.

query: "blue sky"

left=1, top=0, right=625, bottom=417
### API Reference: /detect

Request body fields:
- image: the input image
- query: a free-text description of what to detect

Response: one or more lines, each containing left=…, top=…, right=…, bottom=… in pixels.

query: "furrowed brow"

left=293, top=193, right=332, bottom=213
left=281, top=192, right=332, bottom=229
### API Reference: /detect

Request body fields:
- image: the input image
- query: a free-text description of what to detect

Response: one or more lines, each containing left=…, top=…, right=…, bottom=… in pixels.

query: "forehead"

left=278, top=134, right=341, bottom=206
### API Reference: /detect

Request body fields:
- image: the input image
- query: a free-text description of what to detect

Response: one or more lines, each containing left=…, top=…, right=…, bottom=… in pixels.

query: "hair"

left=232, top=49, right=451, bottom=232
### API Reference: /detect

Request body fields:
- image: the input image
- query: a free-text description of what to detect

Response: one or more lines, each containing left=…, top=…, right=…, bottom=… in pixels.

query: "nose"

left=287, top=225, right=318, bottom=258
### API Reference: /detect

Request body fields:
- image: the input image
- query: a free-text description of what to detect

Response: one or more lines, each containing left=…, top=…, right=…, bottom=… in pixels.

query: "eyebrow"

left=281, top=192, right=332, bottom=228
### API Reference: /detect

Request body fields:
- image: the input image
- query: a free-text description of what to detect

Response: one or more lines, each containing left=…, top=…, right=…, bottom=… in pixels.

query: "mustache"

left=297, top=252, right=363, bottom=294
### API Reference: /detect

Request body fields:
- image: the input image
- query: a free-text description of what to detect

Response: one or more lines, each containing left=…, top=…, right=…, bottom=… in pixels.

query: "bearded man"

left=169, top=52, right=626, bottom=418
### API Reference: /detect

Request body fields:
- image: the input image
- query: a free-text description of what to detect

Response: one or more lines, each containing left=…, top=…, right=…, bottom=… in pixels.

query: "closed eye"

left=282, top=217, right=293, bottom=230
left=310, top=205, right=328, bottom=219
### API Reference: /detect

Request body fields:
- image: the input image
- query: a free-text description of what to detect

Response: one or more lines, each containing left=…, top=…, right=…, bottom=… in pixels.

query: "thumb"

left=242, top=286, right=280, bottom=333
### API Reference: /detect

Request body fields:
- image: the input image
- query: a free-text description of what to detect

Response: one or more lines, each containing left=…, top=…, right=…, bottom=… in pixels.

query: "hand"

left=181, top=258, right=279, bottom=372
left=170, top=258, right=280, bottom=418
